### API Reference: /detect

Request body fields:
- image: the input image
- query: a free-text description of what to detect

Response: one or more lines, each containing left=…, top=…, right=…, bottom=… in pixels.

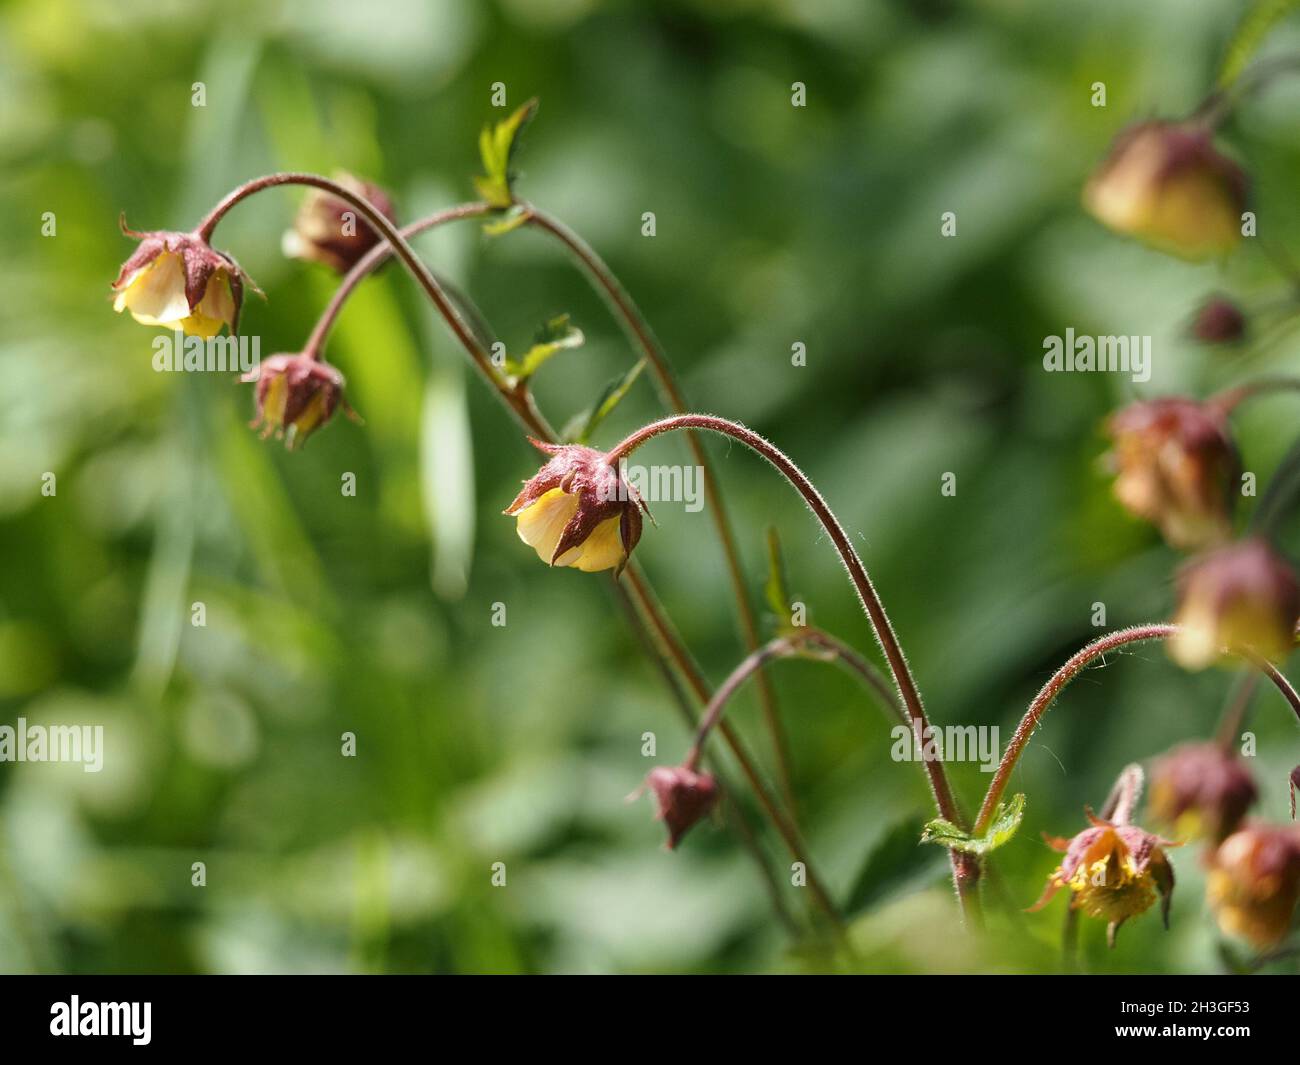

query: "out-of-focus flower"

left=282, top=173, right=396, bottom=275
left=1169, top=539, right=1300, bottom=670
left=242, top=353, right=350, bottom=449
left=1083, top=120, right=1247, bottom=261
left=1029, top=811, right=1177, bottom=946
left=1105, top=397, right=1239, bottom=550
left=1207, top=822, right=1300, bottom=948
left=112, top=220, right=254, bottom=337
left=1192, top=295, right=1247, bottom=344
left=632, top=765, right=719, bottom=849
left=1148, top=741, right=1257, bottom=842
left=505, top=442, right=648, bottom=574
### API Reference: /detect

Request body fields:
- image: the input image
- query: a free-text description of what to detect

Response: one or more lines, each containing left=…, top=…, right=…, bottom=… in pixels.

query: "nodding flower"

left=112, top=219, right=256, bottom=338
left=1169, top=539, right=1300, bottom=670
left=1148, top=741, right=1257, bottom=843
left=1207, top=822, right=1300, bottom=948
left=282, top=172, right=397, bottom=275
left=1029, top=810, right=1178, bottom=947
left=1105, top=397, right=1239, bottom=551
left=631, top=765, right=719, bottom=849
left=505, top=441, right=649, bottom=575
left=243, top=353, right=352, bottom=449
left=1083, top=119, right=1247, bottom=261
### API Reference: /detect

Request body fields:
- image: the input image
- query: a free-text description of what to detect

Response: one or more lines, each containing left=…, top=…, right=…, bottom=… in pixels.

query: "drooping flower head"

left=505, top=442, right=649, bottom=574
left=1105, top=397, right=1239, bottom=550
left=1207, top=822, right=1300, bottom=948
left=242, top=353, right=351, bottom=449
left=112, top=218, right=256, bottom=337
left=1148, top=741, right=1257, bottom=843
left=633, top=765, right=719, bottom=849
left=1029, top=811, right=1177, bottom=946
left=1083, top=120, right=1247, bottom=261
left=1169, top=539, right=1300, bottom=670
left=282, top=172, right=397, bottom=275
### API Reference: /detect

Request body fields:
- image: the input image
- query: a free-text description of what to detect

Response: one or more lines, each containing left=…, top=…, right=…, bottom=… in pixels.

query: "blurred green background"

left=2, top=0, right=1299, bottom=974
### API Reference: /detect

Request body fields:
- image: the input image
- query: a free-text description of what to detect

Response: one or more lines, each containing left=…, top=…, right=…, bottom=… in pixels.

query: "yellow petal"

left=115, top=252, right=191, bottom=327
left=515, top=488, right=580, bottom=564
left=556, top=515, right=626, bottom=572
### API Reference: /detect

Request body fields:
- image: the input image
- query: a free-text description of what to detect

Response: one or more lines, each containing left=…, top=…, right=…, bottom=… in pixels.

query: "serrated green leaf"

left=1218, top=0, right=1300, bottom=88
left=764, top=527, right=795, bottom=629
left=474, top=98, right=539, bottom=208
left=562, top=358, right=646, bottom=444
left=503, top=314, right=585, bottom=380
left=920, top=793, right=1025, bottom=855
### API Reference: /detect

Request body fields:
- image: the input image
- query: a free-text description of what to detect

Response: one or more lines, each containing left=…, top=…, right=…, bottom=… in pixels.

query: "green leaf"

left=474, top=98, right=539, bottom=208
left=764, top=526, right=795, bottom=630
left=920, top=793, right=1025, bottom=855
left=562, top=358, right=647, bottom=444
left=504, top=314, right=585, bottom=380
left=1218, top=0, right=1300, bottom=88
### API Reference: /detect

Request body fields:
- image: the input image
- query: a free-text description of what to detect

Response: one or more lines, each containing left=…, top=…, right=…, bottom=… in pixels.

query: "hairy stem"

left=683, top=630, right=903, bottom=771
left=606, top=415, right=964, bottom=828
left=195, top=175, right=551, bottom=435
left=621, top=568, right=843, bottom=932
left=521, top=204, right=799, bottom=818
left=605, top=413, right=981, bottom=918
left=975, top=623, right=1300, bottom=836
left=196, top=175, right=811, bottom=929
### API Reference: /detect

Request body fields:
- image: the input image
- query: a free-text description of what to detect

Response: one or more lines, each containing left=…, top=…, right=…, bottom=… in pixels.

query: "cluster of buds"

left=1148, top=741, right=1257, bottom=843
left=1105, top=397, right=1239, bottom=551
left=1169, top=538, right=1300, bottom=670
left=243, top=353, right=352, bottom=449
left=1029, top=809, right=1178, bottom=947
left=282, top=173, right=397, bottom=275
left=112, top=221, right=256, bottom=338
left=505, top=441, right=649, bottom=575
left=1207, top=823, right=1300, bottom=948
left=1083, top=120, right=1247, bottom=261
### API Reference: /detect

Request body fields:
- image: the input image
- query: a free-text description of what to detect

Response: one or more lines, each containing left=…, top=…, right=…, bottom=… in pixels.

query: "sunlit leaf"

left=764, top=526, right=795, bottom=630
left=474, top=98, right=539, bottom=208
left=920, top=794, right=1025, bottom=855
left=1218, top=0, right=1300, bottom=88
left=504, top=314, right=584, bottom=380
left=562, top=358, right=646, bottom=443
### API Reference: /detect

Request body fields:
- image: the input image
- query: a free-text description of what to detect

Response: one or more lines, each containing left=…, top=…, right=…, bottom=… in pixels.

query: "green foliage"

left=474, top=98, right=539, bottom=209
left=921, top=795, right=1025, bottom=856
left=561, top=358, right=646, bottom=443
left=503, top=314, right=584, bottom=381
left=1218, top=0, right=1300, bottom=87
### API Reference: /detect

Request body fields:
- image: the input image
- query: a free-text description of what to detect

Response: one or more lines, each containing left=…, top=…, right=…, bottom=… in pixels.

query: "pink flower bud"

left=1084, top=120, right=1247, bottom=261
left=282, top=173, right=397, bottom=275
left=1169, top=539, right=1300, bottom=670
left=638, top=765, right=719, bottom=849
left=243, top=353, right=351, bottom=449
left=505, top=442, right=648, bottom=574
left=1106, top=397, right=1239, bottom=550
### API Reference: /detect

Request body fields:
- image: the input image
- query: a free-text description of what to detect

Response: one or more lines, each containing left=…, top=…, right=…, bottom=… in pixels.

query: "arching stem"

left=975, top=623, right=1300, bottom=837
left=683, top=630, right=903, bottom=772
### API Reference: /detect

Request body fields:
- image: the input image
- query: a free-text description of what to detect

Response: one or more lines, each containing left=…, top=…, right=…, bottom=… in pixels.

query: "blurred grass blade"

left=563, top=358, right=646, bottom=443
left=1218, top=0, right=1300, bottom=88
